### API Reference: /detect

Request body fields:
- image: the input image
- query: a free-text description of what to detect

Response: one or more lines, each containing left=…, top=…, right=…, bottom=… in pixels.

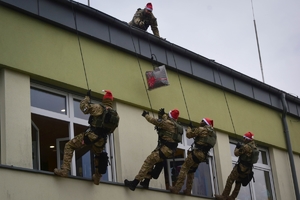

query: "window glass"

left=230, top=142, right=236, bottom=156
left=31, top=88, right=67, bottom=115
left=192, top=161, right=213, bottom=196
left=30, top=86, right=114, bottom=181
left=73, top=99, right=89, bottom=120
left=186, top=137, right=193, bottom=146
left=257, top=150, right=268, bottom=165
left=253, top=169, right=273, bottom=200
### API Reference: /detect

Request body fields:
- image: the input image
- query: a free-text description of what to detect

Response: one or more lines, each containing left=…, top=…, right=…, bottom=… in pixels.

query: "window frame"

left=30, top=83, right=116, bottom=181
left=166, top=126, right=218, bottom=197
left=229, top=139, right=276, bottom=200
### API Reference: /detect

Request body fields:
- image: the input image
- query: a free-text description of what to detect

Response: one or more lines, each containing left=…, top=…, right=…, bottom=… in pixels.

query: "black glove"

left=236, top=142, right=242, bottom=149
left=142, top=110, right=149, bottom=117
left=158, top=108, right=165, bottom=118
left=86, top=89, right=91, bottom=98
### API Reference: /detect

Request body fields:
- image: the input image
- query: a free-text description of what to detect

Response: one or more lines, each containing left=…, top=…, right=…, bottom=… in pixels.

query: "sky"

left=76, top=0, right=300, bottom=98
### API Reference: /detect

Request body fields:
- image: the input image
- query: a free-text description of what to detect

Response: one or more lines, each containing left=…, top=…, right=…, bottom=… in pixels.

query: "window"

left=30, top=84, right=116, bottom=182
left=230, top=141, right=276, bottom=200
left=165, top=127, right=218, bottom=197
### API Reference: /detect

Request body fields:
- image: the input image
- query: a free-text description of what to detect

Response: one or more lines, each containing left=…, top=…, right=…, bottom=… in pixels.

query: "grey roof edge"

left=1, top=0, right=300, bottom=117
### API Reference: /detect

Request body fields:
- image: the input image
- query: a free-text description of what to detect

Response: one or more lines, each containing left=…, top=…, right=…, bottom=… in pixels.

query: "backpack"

left=88, top=103, right=119, bottom=133
left=101, top=106, right=119, bottom=132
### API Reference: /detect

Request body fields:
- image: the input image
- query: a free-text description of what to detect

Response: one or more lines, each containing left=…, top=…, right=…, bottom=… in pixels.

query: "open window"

left=30, top=84, right=115, bottom=181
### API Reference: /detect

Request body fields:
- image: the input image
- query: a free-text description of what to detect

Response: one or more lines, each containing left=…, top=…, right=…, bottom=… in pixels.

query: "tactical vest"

left=158, top=120, right=183, bottom=143
left=239, top=143, right=259, bottom=165
left=88, top=103, right=119, bottom=133
left=195, top=126, right=216, bottom=147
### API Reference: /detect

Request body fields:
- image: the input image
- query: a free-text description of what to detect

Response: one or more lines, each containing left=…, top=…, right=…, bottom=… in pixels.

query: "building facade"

left=0, top=1, right=299, bottom=200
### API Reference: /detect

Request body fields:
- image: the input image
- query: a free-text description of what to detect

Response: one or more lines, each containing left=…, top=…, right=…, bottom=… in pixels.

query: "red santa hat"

left=243, top=132, right=254, bottom=140
left=145, top=3, right=153, bottom=11
left=169, top=109, right=179, bottom=120
left=202, top=118, right=213, bottom=127
left=102, top=90, right=113, bottom=101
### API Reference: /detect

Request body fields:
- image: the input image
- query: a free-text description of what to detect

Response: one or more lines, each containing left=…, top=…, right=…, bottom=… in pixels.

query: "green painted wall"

left=1, top=6, right=299, bottom=153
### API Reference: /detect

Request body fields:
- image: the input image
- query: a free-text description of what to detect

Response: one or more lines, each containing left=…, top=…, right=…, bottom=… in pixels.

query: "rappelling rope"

left=71, top=1, right=89, bottom=90
left=215, top=64, right=237, bottom=137
left=170, top=45, right=191, bottom=122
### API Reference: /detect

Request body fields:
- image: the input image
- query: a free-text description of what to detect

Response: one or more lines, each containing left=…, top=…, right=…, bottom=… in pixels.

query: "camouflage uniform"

left=54, top=95, right=118, bottom=185
left=135, top=114, right=180, bottom=180
left=129, top=8, right=160, bottom=37
left=170, top=125, right=216, bottom=194
left=216, top=140, right=257, bottom=200
left=124, top=111, right=182, bottom=190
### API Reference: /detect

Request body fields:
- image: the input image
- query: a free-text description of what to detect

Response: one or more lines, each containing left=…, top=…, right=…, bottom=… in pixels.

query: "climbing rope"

left=170, top=45, right=191, bottom=122
left=71, top=1, right=89, bottom=90
left=215, top=65, right=237, bottom=138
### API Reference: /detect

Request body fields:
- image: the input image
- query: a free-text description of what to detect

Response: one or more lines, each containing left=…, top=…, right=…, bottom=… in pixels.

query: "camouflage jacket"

left=128, top=8, right=160, bottom=37
left=145, top=114, right=180, bottom=143
left=235, top=140, right=257, bottom=172
left=80, top=96, right=106, bottom=116
left=187, top=125, right=216, bottom=147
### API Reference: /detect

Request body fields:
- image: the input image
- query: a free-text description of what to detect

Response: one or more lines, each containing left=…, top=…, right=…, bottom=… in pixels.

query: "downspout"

left=281, top=93, right=300, bottom=200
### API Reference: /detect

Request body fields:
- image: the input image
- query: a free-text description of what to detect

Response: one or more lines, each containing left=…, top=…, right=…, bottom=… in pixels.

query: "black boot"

left=124, top=179, right=139, bottom=191
left=140, top=178, right=150, bottom=189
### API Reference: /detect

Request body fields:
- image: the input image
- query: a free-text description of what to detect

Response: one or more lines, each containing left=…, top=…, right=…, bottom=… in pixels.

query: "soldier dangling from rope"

left=215, top=132, right=259, bottom=200
left=169, top=118, right=216, bottom=195
left=124, top=108, right=183, bottom=191
left=54, top=90, right=119, bottom=185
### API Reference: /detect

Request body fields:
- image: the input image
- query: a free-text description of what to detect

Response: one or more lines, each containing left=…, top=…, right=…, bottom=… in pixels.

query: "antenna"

left=251, top=0, right=265, bottom=83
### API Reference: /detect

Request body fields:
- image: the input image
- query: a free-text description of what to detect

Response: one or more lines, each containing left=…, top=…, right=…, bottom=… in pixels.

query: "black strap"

left=194, top=143, right=211, bottom=153
left=160, top=139, right=178, bottom=150
left=84, top=127, right=108, bottom=148
left=191, top=150, right=201, bottom=164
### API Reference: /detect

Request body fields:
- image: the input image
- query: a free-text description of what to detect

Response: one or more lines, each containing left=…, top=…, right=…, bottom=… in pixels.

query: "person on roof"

left=215, top=132, right=259, bottom=200
left=124, top=108, right=183, bottom=191
left=169, top=118, right=216, bottom=195
left=128, top=2, right=160, bottom=37
left=54, top=90, right=119, bottom=185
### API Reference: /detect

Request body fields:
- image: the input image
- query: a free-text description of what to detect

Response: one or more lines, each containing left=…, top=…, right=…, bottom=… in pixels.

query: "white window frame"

left=230, top=140, right=276, bottom=200
left=30, top=83, right=115, bottom=181
left=166, top=127, right=218, bottom=196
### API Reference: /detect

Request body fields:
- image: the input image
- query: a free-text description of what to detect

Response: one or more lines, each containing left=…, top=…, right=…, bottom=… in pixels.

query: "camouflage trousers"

left=172, top=149, right=206, bottom=193
left=135, top=145, right=174, bottom=181
left=60, top=131, right=106, bottom=179
left=222, top=164, right=251, bottom=198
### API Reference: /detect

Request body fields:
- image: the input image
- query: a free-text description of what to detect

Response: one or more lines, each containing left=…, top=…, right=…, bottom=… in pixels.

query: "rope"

left=129, top=27, right=154, bottom=115
left=170, top=45, right=191, bottom=122
left=215, top=65, right=237, bottom=137
left=71, top=1, right=89, bottom=90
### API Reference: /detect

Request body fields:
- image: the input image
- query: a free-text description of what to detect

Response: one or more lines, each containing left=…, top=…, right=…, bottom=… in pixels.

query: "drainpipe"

left=281, top=93, right=300, bottom=200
